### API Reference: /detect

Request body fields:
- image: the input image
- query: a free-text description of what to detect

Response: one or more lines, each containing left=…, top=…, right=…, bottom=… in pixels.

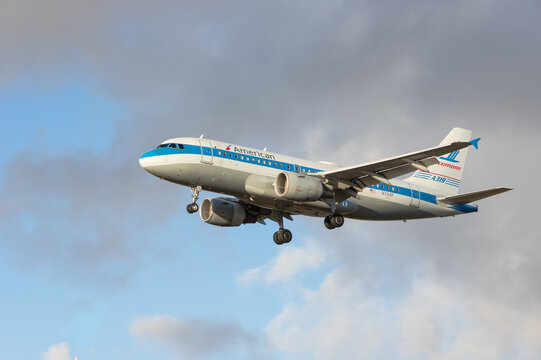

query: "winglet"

left=470, top=138, right=481, bottom=150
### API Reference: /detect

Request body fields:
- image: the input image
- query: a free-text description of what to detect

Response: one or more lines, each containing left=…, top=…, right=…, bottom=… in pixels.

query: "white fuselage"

left=139, top=137, right=478, bottom=221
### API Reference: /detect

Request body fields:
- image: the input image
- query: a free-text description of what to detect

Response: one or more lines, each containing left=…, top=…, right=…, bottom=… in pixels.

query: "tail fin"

left=406, top=127, right=477, bottom=196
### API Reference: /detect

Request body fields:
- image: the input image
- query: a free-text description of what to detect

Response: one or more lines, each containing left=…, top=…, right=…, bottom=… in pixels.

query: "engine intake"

left=200, top=198, right=254, bottom=227
left=274, top=172, right=327, bottom=201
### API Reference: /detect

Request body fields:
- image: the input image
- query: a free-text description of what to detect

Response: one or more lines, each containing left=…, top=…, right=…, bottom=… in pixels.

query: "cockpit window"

left=157, top=143, right=184, bottom=150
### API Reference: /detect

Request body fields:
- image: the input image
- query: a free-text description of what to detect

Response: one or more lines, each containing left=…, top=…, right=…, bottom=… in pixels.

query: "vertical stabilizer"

left=406, top=128, right=474, bottom=196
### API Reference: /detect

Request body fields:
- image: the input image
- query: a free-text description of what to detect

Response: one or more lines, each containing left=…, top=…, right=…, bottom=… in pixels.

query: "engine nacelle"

left=200, top=198, right=249, bottom=227
left=274, top=172, right=326, bottom=201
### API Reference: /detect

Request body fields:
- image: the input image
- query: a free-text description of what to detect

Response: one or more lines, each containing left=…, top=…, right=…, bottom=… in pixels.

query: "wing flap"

left=437, top=187, right=512, bottom=205
left=341, top=157, right=440, bottom=189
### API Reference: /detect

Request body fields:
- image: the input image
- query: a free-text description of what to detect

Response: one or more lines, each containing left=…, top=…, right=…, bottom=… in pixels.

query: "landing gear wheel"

left=324, top=214, right=344, bottom=229
left=273, top=232, right=280, bottom=244
left=186, top=203, right=199, bottom=214
left=324, top=216, right=335, bottom=230
left=281, top=229, right=292, bottom=243
left=330, top=214, right=344, bottom=228
left=273, top=229, right=293, bottom=245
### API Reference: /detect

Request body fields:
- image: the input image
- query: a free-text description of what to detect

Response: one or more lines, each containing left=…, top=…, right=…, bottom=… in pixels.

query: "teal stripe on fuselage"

left=139, top=144, right=202, bottom=158
left=140, top=145, right=475, bottom=212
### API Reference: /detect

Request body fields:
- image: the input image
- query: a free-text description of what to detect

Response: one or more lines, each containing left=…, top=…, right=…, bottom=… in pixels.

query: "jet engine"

left=200, top=197, right=255, bottom=227
left=274, top=172, right=329, bottom=201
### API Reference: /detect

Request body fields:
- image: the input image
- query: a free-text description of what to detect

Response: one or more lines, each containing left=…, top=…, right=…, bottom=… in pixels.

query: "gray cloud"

left=130, top=314, right=261, bottom=359
left=3, top=0, right=539, bottom=148
left=1, top=0, right=540, bottom=355
left=0, top=147, right=178, bottom=287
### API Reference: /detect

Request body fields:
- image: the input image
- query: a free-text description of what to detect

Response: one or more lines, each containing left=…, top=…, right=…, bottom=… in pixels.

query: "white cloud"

left=266, top=268, right=389, bottom=359
left=41, top=343, right=71, bottom=360
left=237, top=240, right=327, bottom=285
left=265, top=267, right=541, bottom=360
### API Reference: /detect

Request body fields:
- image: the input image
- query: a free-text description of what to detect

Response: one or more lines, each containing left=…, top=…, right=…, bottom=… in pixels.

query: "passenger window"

left=287, top=165, right=291, bottom=170
left=229, top=153, right=232, bottom=158
left=217, top=151, right=221, bottom=156
left=235, top=154, right=238, bottom=159
left=263, top=160, right=266, bottom=165
left=279, top=163, right=282, bottom=168
left=240, top=156, right=244, bottom=160
left=257, top=159, right=260, bottom=163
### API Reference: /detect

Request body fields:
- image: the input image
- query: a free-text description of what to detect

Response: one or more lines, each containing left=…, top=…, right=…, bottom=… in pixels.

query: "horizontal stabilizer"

left=437, top=187, right=512, bottom=205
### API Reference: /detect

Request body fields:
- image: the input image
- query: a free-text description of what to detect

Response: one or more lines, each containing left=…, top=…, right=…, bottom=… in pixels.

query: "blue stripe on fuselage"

left=140, top=144, right=474, bottom=213
left=139, top=144, right=202, bottom=159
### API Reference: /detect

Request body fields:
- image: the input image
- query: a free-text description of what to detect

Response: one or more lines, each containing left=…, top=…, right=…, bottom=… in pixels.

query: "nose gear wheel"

left=186, top=185, right=202, bottom=214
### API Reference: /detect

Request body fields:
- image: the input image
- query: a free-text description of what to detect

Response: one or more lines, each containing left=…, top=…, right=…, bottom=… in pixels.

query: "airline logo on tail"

left=440, top=150, right=460, bottom=163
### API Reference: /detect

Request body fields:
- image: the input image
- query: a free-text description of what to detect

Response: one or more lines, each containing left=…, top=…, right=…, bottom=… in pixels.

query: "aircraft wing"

left=437, top=187, right=512, bottom=205
left=316, top=141, right=473, bottom=191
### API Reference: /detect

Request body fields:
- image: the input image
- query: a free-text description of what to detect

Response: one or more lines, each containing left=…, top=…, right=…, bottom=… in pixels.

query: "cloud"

left=237, top=240, right=327, bottom=284
left=130, top=314, right=259, bottom=359
left=4, top=0, right=538, bottom=151
left=1, top=1, right=540, bottom=357
left=266, top=266, right=541, bottom=360
left=41, top=343, right=72, bottom=360
left=0, top=147, right=179, bottom=287
left=237, top=202, right=541, bottom=360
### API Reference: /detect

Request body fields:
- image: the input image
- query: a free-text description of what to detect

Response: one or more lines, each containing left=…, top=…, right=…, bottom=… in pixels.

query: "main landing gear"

left=272, top=211, right=293, bottom=245
left=186, top=185, right=202, bottom=214
left=274, top=229, right=293, bottom=245
left=324, top=214, right=344, bottom=230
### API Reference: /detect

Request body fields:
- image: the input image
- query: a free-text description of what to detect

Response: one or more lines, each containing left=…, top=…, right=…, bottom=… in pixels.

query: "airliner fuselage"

left=139, top=130, right=510, bottom=244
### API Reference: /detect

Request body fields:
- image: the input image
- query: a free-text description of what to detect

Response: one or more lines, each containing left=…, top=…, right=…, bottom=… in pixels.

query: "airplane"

left=139, top=128, right=511, bottom=245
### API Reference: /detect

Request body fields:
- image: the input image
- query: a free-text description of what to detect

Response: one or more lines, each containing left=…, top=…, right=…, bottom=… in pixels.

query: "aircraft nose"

left=139, top=150, right=157, bottom=170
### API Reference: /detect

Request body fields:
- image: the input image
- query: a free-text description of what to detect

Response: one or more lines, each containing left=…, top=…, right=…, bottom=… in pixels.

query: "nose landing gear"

left=186, top=203, right=199, bottom=213
left=186, top=185, right=202, bottom=214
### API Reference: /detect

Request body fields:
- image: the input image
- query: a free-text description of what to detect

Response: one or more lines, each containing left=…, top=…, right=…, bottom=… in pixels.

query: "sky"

left=0, top=0, right=540, bottom=359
